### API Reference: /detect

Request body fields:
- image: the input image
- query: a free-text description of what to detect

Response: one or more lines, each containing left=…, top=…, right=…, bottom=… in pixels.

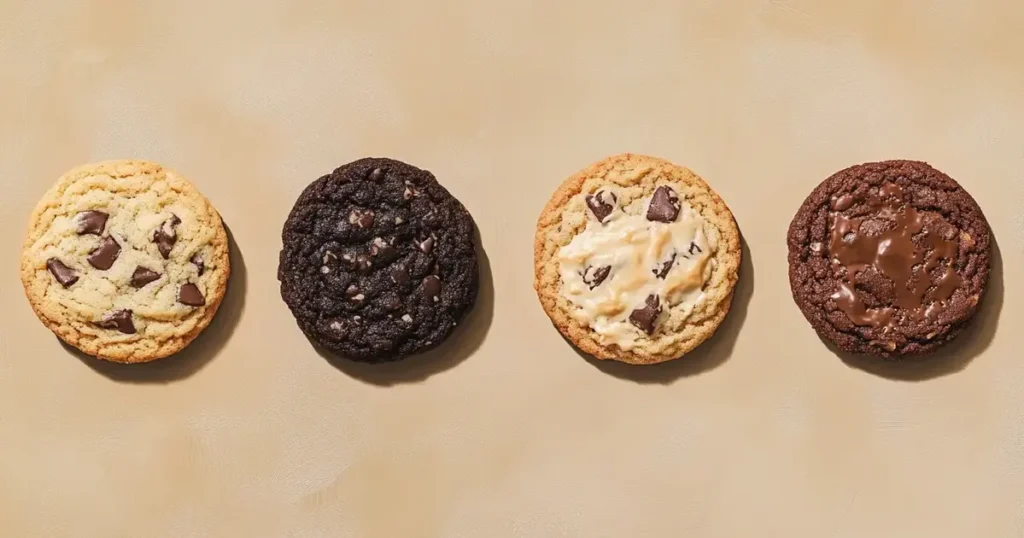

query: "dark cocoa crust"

left=787, top=160, right=991, bottom=358
left=278, top=158, right=478, bottom=363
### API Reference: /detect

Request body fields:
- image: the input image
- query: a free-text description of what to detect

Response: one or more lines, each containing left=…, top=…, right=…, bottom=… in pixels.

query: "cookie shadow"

left=832, top=237, right=1004, bottom=381
left=578, top=236, right=754, bottom=384
left=317, top=238, right=494, bottom=386
left=68, top=224, right=247, bottom=383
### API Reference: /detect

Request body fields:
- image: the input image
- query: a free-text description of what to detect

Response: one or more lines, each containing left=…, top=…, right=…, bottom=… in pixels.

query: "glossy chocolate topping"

left=828, top=183, right=961, bottom=329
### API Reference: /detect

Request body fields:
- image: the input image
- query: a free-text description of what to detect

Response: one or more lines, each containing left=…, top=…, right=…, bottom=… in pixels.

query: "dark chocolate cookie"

left=787, top=160, right=990, bottom=357
left=279, top=158, right=478, bottom=362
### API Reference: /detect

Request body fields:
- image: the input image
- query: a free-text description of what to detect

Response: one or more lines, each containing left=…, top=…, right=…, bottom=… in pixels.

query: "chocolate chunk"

left=585, top=190, right=617, bottom=223
left=422, top=275, right=442, bottom=300
left=130, top=267, right=161, bottom=288
left=348, top=209, right=375, bottom=229
left=654, top=254, right=676, bottom=279
left=153, top=215, right=181, bottom=259
left=629, top=294, right=662, bottom=335
left=190, top=253, right=205, bottom=276
left=582, top=265, right=611, bottom=289
left=403, top=181, right=418, bottom=200
left=87, top=236, right=121, bottom=270
left=46, top=258, right=79, bottom=288
left=369, top=168, right=385, bottom=181
left=96, top=310, right=136, bottom=334
left=646, top=186, right=681, bottom=223
left=346, top=284, right=366, bottom=303
left=355, top=253, right=372, bottom=271
left=322, top=318, right=347, bottom=339
left=417, top=236, right=435, bottom=254
left=76, top=211, right=108, bottom=235
left=178, top=283, right=206, bottom=306
left=370, top=237, right=398, bottom=262
left=391, top=265, right=410, bottom=285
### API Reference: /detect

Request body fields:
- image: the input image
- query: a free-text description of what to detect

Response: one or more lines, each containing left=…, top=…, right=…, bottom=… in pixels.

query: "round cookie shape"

left=787, top=160, right=991, bottom=357
left=20, top=160, right=231, bottom=363
left=534, top=154, right=742, bottom=365
left=278, top=158, right=478, bottom=362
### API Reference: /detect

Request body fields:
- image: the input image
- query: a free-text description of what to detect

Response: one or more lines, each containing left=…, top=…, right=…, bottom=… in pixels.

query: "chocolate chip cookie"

left=534, top=154, right=742, bottom=365
left=787, top=160, right=991, bottom=357
left=278, top=158, right=478, bottom=362
left=20, top=160, right=231, bottom=363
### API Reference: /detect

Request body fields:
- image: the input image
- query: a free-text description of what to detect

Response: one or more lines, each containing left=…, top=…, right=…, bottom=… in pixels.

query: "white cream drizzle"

left=558, top=188, right=711, bottom=350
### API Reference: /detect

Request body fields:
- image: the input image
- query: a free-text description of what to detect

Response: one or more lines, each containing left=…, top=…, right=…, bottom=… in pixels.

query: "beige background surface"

left=1, top=0, right=1023, bottom=536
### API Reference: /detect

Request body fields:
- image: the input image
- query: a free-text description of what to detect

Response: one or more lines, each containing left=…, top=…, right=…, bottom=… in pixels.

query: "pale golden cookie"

left=534, top=154, right=741, bottom=365
left=20, top=160, right=231, bottom=363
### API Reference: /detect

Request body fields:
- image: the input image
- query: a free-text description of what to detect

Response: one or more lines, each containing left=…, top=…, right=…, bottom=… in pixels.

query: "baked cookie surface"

left=278, top=158, right=478, bottom=363
left=21, top=160, right=231, bottom=363
left=534, top=154, right=741, bottom=365
left=787, top=160, right=991, bottom=357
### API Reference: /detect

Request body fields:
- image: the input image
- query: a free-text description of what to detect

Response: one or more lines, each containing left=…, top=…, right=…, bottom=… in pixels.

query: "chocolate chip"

left=688, top=242, right=703, bottom=256
left=87, top=236, right=121, bottom=270
left=95, top=310, right=136, bottom=334
left=355, top=253, right=372, bottom=271
left=403, top=181, right=418, bottom=200
left=76, top=211, right=108, bottom=235
left=178, top=283, right=206, bottom=306
left=391, top=265, right=410, bottom=285
left=130, top=267, right=161, bottom=288
left=346, top=284, right=366, bottom=303
left=368, top=168, right=385, bottom=181
left=190, top=253, right=205, bottom=276
left=629, top=294, right=662, bottom=335
left=46, top=258, right=78, bottom=288
left=153, top=215, right=181, bottom=259
left=370, top=237, right=398, bottom=262
left=646, top=186, right=681, bottom=223
left=654, top=254, right=676, bottom=279
left=417, top=236, right=435, bottom=254
left=318, top=317, right=349, bottom=339
left=422, top=275, right=442, bottom=300
left=586, top=190, right=616, bottom=223
left=582, top=265, right=611, bottom=289
left=348, top=209, right=375, bottom=229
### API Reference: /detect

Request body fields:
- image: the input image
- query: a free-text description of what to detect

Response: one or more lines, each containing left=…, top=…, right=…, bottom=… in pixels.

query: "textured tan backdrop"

left=1, top=0, right=1023, bottom=536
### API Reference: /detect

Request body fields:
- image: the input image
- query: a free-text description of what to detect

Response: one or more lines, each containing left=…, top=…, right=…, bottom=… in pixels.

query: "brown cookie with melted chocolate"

left=787, top=160, right=991, bottom=358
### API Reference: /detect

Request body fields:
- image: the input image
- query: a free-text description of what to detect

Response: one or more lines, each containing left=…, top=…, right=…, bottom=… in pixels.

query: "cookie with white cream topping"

left=534, top=154, right=741, bottom=365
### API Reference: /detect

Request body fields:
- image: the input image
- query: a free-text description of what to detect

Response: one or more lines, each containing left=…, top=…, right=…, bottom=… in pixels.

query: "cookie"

left=534, top=154, right=742, bottom=365
left=278, top=158, right=478, bottom=362
left=787, top=160, right=991, bottom=357
left=20, top=160, right=231, bottom=363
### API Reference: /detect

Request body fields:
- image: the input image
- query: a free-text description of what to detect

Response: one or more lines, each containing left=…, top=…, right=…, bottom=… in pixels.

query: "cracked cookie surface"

left=278, top=158, right=478, bottom=363
left=787, top=160, right=991, bottom=357
left=21, top=160, right=230, bottom=363
left=534, top=154, right=741, bottom=365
